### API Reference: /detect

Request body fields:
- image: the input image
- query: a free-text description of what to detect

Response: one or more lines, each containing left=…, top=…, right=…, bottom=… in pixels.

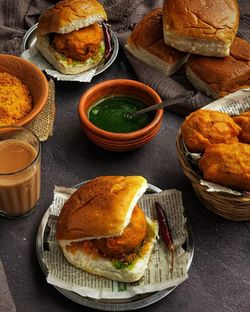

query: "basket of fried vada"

left=176, top=107, right=250, bottom=221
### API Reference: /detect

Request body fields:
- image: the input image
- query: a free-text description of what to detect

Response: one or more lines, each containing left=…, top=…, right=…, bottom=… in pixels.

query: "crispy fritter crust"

left=199, top=143, right=250, bottom=191
left=233, top=111, right=250, bottom=144
left=181, top=110, right=241, bottom=153
left=93, top=204, right=147, bottom=256
left=52, top=23, right=102, bottom=61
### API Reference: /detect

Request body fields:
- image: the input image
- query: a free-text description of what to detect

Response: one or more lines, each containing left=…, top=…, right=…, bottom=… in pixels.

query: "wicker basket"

left=176, top=131, right=250, bottom=221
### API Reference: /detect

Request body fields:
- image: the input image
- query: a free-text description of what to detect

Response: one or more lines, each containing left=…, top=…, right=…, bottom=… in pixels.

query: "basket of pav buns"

left=176, top=104, right=250, bottom=221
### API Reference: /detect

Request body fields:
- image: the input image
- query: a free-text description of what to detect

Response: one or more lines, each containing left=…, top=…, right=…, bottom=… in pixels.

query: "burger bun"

left=163, top=0, right=239, bottom=57
left=59, top=217, right=158, bottom=283
left=126, top=8, right=188, bottom=76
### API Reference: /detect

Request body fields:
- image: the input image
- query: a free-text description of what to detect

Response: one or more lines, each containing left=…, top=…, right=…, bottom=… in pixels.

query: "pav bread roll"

left=186, top=37, right=250, bottom=99
left=163, top=0, right=239, bottom=57
left=36, top=0, right=108, bottom=74
left=125, top=8, right=189, bottom=76
left=56, top=176, right=159, bottom=283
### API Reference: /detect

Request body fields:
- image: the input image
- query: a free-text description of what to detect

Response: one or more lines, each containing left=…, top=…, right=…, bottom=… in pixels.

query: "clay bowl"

left=78, top=79, right=164, bottom=152
left=0, top=54, right=48, bottom=126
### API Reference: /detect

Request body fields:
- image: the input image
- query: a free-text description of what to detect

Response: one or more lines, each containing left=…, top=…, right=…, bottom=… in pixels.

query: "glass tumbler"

left=0, top=126, right=41, bottom=218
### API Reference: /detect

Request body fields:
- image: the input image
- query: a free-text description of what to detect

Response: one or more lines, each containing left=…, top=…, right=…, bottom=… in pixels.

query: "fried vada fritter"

left=93, top=204, right=147, bottom=256
left=233, top=111, right=250, bottom=144
left=199, top=143, right=250, bottom=191
left=181, top=110, right=241, bottom=153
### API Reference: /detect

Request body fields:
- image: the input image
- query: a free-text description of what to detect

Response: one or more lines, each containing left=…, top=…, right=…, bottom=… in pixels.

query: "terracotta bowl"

left=78, top=79, right=163, bottom=151
left=0, top=54, right=48, bottom=126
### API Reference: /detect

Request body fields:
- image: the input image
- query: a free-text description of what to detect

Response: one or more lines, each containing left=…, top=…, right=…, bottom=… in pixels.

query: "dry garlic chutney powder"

left=0, top=72, right=32, bottom=126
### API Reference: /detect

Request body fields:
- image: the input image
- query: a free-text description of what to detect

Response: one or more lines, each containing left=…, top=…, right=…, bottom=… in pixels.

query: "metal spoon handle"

left=128, top=91, right=194, bottom=118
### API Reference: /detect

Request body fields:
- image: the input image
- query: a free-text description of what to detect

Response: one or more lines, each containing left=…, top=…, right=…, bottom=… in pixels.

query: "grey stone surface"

left=0, top=260, right=16, bottom=312
left=0, top=50, right=249, bottom=312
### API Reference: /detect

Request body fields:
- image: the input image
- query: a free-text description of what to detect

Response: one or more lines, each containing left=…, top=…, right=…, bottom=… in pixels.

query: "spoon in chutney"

left=125, top=91, right=194, bottom=119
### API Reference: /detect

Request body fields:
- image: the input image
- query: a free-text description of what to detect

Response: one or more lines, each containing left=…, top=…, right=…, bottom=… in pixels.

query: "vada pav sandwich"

left=56, top=176, right=158, bottom=282
left=163, top=0, right=239, bottom=57
left=181, top=110, right=241, bottom=153
left=36, top=0, right=109, bottom=74
left=126, top=8, right=188, bottom=76
left=186, top=37, right=250, bottom=99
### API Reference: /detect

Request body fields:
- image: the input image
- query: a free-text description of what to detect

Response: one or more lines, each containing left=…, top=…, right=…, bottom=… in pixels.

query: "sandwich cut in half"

left=36, top=0, right=109, bottom=74
left=163, top=0, right=239, bottom=57
left=56, top=176, right=159, bottom=283
left=126, top=8, right=189, bottom=76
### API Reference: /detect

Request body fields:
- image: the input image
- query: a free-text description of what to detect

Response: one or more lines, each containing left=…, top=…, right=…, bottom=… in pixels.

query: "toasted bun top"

left=163, top=0, right=239, bottom=44
left=128, top=8, right=186, bottom=63
left=128, top=8, right=163, bottom=49
left=37, top=0, right=107, bottom=36
left=186, top=37, right=250, bottom=95
left=56, top=176, right=148, bottom=241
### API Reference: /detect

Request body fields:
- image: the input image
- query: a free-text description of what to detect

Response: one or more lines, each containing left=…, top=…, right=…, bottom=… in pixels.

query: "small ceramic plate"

left=21, top=23, right=119, bottom=79
left=36, top=182, right=194, bottom=311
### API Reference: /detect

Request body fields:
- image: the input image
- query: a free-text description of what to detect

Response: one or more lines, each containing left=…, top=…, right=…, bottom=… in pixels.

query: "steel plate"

left=36, top=183, right=194, bottom=311
left=21, top=23, right=119, bottom=77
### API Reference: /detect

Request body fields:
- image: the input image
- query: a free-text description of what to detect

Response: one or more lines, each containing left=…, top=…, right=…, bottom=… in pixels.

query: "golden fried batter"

left=233, top=111, right=250, bottom=144
left=181, top=110, right=241, bottom=153
left=199, top=143, right=250, bottom=191
left=94, top=204, right=147, bottom=256
left=53, top=23, right=102, bottom=61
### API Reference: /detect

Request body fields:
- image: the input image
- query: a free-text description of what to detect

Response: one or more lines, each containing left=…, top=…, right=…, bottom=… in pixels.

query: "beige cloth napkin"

left=26, top=79, right=56, bottom=141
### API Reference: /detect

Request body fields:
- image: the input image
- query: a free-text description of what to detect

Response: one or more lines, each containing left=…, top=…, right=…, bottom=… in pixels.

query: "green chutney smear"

left=88, top=96, right=154, bottom=133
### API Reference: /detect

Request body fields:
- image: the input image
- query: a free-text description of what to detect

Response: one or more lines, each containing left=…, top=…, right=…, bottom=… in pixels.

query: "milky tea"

left=0, top=127, right=41, bottom=218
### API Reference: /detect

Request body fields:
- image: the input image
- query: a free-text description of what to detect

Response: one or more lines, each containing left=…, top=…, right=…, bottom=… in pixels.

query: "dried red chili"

left=102, top=22, right=112, bottom=61
left=155, top=202, right=175, bottom=273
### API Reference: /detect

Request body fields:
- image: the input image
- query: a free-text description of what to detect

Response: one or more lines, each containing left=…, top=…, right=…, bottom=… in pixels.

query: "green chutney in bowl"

left=88, top=96, right=154, bottom=133
left=78, top=79, right=163, bottom=152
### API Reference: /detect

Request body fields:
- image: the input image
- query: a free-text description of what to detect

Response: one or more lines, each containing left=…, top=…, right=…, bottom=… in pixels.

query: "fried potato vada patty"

left=52, top=23, right=102, bottom=61
left=233, top=111, right=250, bottom=144
left=199, top=143, right=250, bottom=191
left=181, top=110, right=241, bottom=153
left=94, top=205, right=147, bottom=256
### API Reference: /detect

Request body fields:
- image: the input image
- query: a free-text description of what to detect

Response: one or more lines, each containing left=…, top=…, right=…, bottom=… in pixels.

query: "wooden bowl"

left=78, top=79, right=163, bottom=151
left=0, top=54, right=48, bottom=126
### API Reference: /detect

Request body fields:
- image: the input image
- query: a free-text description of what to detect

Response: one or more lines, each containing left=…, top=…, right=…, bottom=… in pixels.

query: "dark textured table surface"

left=0, top=50, right=249, bottom=312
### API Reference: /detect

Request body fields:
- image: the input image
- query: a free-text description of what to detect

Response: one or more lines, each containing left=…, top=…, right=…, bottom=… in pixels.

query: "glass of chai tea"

left=0, top=126, right=41, bottom=218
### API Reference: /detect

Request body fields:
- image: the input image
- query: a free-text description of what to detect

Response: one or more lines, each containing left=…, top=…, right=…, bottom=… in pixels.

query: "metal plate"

left=21, top=23, right=119, bottom=77
left=36, top=183, right=194, bottom=311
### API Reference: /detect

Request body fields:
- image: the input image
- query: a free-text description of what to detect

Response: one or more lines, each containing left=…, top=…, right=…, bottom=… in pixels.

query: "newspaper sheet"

left=202, top=88, right=250, bottom=115
left=184, top=89, right=250, bottom=196
left=43, top=185, right=192, bottom=299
